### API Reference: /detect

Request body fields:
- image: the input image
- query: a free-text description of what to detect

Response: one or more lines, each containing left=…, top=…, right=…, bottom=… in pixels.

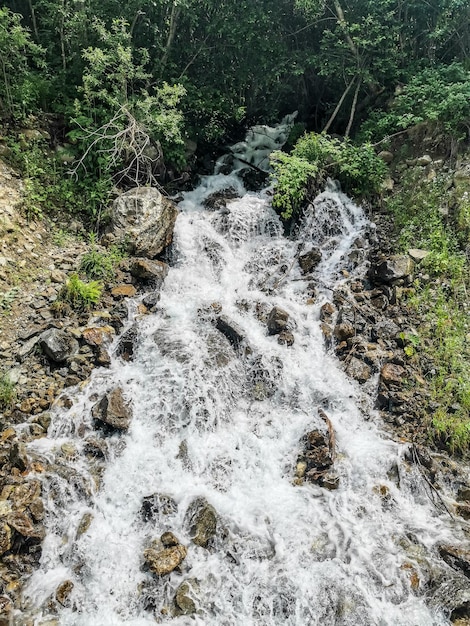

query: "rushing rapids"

left=24, top=120, right=468, bottom=625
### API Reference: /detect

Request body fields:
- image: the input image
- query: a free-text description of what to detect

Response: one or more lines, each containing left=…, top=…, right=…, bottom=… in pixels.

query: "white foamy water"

left=24, top=123, right=465, bottom=626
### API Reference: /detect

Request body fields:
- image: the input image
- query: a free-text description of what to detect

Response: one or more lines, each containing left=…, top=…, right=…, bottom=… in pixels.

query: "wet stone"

left=277, top=330, right=294, bottom=346
left=55, top=580, right=74, bottom=606
left=115, top=324, right=138, bottom=362
left=92, top=387, right=132, bottom=431
left=129, top=258, right=168, bottom=286
left=161, top=531, right=180, bottom=547
left=141, top=494, right=178, bottom=522
left=144, top=544, right=187, bottom=576
left=186, top=497, right=218, bottom=549
left=296, top=410, right=338, bottom=489
left=214, top=315, right=245, bottom=350
left=174, top=578, right=199, bottom=616
left=439, top=545, right=470, bottom=578
left=298, top=248, right=322, bottom=274
left=267, top=306, right=290, bottom=335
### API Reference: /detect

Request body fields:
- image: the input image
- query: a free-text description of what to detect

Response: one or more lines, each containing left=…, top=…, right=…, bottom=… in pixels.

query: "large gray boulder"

left=109, top=187, right=178, bottom=258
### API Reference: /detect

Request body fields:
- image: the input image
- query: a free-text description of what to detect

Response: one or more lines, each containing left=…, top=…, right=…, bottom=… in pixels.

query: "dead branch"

left=69, top=106, right=164, bottom=189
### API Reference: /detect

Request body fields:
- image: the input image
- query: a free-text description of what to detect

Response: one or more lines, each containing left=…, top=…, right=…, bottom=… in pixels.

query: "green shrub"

left=79, top=244, right=125, bottom=280
left=360, top=63, right=470, bottom=142
left=0, top=373, right=16, bottom=409
left=271, top=132, right=386, bottom=220
left=57, top=274, right=102, bottom=311
left=271, top=152, right=318, bottom=220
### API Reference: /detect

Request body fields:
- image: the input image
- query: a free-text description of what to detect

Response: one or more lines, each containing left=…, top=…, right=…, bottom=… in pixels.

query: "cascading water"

left=25, top=119, right=467, bottom=625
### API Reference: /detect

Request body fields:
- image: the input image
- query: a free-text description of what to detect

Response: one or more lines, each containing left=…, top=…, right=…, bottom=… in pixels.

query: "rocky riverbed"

left=1, top=151, right=470, bottom=624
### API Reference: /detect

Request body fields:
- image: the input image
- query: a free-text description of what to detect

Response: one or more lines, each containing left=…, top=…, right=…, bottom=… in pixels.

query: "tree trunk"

left=322, top=75, right=355, bottom=134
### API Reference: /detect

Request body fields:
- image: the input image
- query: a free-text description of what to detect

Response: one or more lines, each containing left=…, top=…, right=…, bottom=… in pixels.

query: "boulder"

left=334, top=322, right=355, bottom=341
left=161, top=532, right=180, bottom=548
left=129, top=258, right=169, bottom=286
left=373, top=255, right=414, bottom=284
left=408, top=248, right=430, bottom=264
left=185, top=497, right=218, bottom=548
left=277, top=330, right=294, bottom=347
left=109, top=187, right=178, bottom=258
left=298, top=248, right=322, bottom=274
left=39, top=329, right=79, bottom=363
left=92, top=387, right=132, bottom=431
left=144, top=544, right=187, bottom=576
left=267, top=306, right=290, bottom=335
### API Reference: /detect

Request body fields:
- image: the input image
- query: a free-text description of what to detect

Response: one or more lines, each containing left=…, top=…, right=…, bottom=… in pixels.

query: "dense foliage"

left=271, top=132, right=386, bottom=219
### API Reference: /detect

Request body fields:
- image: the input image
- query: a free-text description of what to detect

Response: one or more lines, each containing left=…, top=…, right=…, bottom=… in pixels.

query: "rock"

left=7, top=511, right=44, bottom=539
left=334, top=322, right=355, bottom=341
left=277, top=330, right=294, bottom=346
left=439, top=545, right=470, bottom=578
left=203, top=187, right=239, bottom=211
left=55, top=580, right=74, bottom=606
left=373, top=255, right=414, bottom=284
left=417, top=154, right=432, bottom=166
left=371, top=320, right=400, bottom=342
left=378, top=150, right=393, bottom=164
left=17, top=336, right=40, bottom=361
left=161, top=532, right=180, bottom=547
left=39, top=329, right=79, bottom=363
left=129, top=258, right=169, bottom=286
left=204, top=330, right=235, bottom=367
left=144, top=544, right=187, bottom=576
left=320, top=302, right=335, bottom=322
left=111, top=284, right=137, bottom=299
left=299, top=248, right=322, bottom=274
left=381, top=178, right=395, bottom=192
left=296, top=409, right=338, bottom=489
left=82, top=326, right=115, bottom=347
left=346, top=357, right=371, bottom=383
left=92, top=387, right=132, bottom=431
left=214, top=316, right=245, bottom=349
left=109, top=187, right=178, bottom=258
left=9, top=442, right=28, bottom=471
left=141, top=494, right=178, bottom=522
left=267, top=306, right=290, bottom=335
left=408, top=248, right=430, bottom=263
left=0, top=523, right=12, bottom=555
left=115, top=324, right=138, bottom=361
left=142, top=292, right=161, bottom=311
left=174, top=579, right=199, bottom=616
left=94, top=346, right=111, bottom=366
left=186, top=497, right=218, bottom=548
left=380, top=363, right=405, bottom=385
left=76, top=513, right=93, bottom=538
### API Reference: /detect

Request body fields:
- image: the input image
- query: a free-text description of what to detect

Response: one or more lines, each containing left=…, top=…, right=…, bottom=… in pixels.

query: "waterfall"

left=24, top=119, right=463, bottom=626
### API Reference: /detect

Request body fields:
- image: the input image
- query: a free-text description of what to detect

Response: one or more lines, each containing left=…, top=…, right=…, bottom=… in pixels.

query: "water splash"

left=24, top=121, right=462, bottom=626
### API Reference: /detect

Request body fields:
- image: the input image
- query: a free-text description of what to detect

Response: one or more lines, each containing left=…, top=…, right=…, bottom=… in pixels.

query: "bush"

left=271, top=132, right=386, bottom=220
left=361, top=63, right=470, bottom=142
left=57, top=274, right=102, bottom=311
left=79, top=244, right=125, bottom=280
left=0, top=373, right=16, bottom=409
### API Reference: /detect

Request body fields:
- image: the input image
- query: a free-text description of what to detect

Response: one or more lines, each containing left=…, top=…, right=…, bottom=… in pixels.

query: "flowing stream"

left=25, top=119, right=467, bottom=625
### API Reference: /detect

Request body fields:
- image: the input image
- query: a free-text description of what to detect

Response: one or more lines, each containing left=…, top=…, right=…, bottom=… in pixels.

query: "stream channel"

left=24, top=117, right=468, bottom=625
